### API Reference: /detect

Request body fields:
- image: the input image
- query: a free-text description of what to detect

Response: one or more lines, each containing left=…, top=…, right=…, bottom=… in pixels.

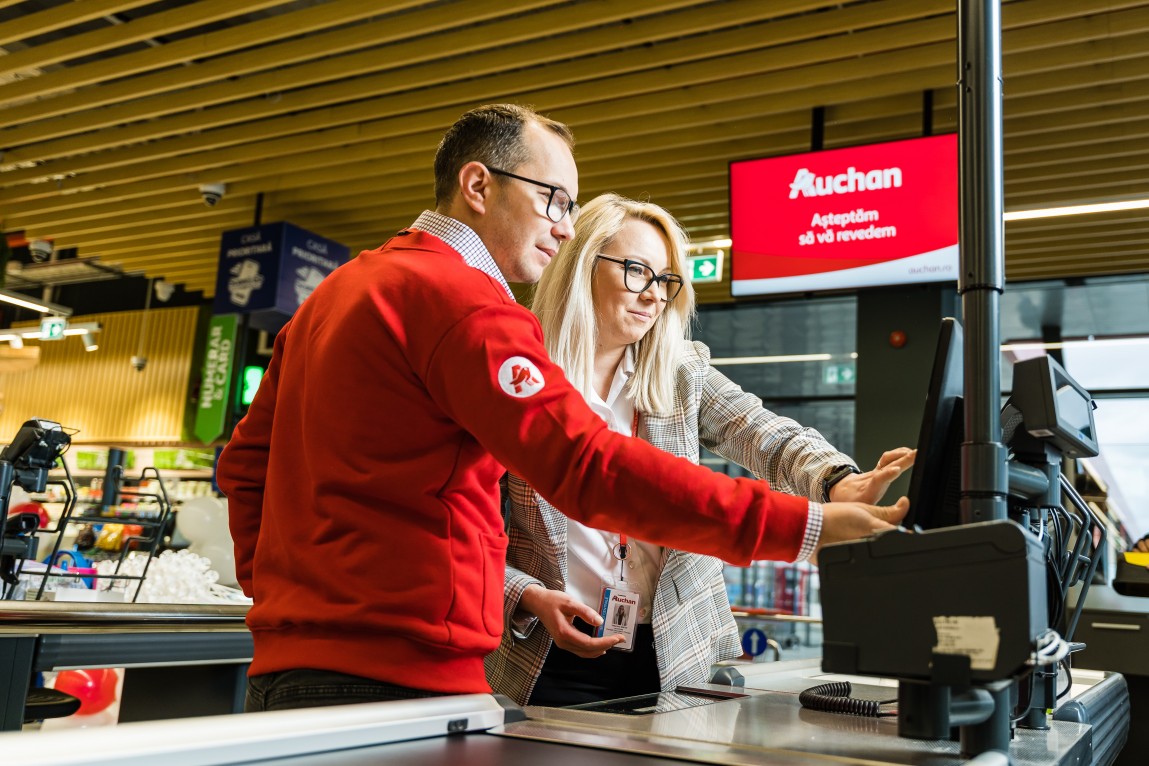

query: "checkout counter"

left=1070, top=581, right=1149, bottom=766
left=0, top=350, right=1130, bottom=762
left=3, top=550, right=1129, bottom=765
left=0, top=657, right=1117, bottom=766
left=0, top=600, right=251, bottom=730
left=0, top=536, right=1130, bottom=766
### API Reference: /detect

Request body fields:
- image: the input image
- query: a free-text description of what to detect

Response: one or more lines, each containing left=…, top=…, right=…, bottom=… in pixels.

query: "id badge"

left=596, top=585, right=640, bottom=652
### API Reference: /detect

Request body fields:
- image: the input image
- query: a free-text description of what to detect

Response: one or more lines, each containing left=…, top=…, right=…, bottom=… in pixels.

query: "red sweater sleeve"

left=217, top=327, right=286, bottom=594
left=423, top=304, right=810, bottom=565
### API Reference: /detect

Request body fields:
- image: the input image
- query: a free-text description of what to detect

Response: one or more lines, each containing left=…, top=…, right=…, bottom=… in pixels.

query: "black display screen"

left=1055, top=383, right=1094, bottom=445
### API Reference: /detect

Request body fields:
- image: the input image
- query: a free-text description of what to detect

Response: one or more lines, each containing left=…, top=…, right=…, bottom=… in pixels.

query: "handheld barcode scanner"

left=0, top=419, right=71, bottom=590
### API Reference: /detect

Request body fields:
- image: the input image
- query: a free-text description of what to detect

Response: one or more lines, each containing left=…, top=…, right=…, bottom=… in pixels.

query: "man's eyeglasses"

left=487, top=167, right=579, bottom=224
left=596, top=255, right=685, bottom=302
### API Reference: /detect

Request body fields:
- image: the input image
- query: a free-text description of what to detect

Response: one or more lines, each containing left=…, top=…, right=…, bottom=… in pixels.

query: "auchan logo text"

left=789, top=166, right=903, bottom=199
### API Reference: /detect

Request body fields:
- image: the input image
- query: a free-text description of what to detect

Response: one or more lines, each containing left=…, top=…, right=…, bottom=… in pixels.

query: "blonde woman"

left=485, top=194, right=913, bottom=706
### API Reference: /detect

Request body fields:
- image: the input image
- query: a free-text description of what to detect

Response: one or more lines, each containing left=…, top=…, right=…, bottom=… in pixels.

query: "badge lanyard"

left=616, top=533, right=630, bottom=583
left=595, top=410, right=641, bottom=652
left=613, top=410, right=640, bottom=584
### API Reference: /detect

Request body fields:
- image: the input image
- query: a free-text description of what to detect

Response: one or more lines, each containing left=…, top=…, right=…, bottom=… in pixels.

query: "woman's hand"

left=519, top=584, right=625, bottom=658
left=828, top=448, right=917, bottom=505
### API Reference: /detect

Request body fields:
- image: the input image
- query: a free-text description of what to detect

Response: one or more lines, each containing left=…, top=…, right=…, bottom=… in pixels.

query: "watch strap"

left=822, top=465, right=861, bottom=502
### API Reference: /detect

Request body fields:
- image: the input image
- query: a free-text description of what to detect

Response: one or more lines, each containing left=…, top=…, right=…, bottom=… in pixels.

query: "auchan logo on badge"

left=788, top=166, right=903, bottom=199
left=498, top=356, right=545, bottom=398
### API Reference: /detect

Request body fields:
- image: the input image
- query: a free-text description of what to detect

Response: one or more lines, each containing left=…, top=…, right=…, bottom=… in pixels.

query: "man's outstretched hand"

left=813, top=496, right=910, bottom=562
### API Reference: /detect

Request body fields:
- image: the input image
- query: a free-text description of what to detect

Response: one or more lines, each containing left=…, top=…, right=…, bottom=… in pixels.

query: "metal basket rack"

left=3, top=461, right=173, bottom=603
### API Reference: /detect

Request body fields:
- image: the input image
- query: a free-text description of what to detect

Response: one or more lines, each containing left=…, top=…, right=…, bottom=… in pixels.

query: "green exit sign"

left=688, top=252, right=723, bottom=283
left=40, top=316, right=67, bottom=340
left=823, top=363, right=857, bottom=385
left=241, top=365, right=265, bottom=406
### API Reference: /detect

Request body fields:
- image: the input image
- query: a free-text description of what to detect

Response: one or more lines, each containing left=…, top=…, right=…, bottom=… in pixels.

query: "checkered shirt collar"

left=409, top=210, right=515, bottom=301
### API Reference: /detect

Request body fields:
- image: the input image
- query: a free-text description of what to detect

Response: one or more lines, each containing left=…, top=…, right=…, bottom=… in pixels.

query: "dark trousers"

left=245, top=668, right=448, bottom=712
left=527, top=622, right=660, bottom=707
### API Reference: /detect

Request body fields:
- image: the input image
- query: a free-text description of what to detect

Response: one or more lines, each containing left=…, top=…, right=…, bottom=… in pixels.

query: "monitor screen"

left=1055, top=383, right=1095, bottom=448
left=903, top=317, right=964, bottom=531
left=730, top=134, right=958, bottom=297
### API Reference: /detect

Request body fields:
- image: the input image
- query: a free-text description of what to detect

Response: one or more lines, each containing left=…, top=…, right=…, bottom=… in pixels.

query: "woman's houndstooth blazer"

left=485, top=340, right=854, bottom=705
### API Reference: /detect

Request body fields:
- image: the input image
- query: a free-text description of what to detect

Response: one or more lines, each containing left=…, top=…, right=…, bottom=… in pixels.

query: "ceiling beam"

left=11, top=4, right=1149, bottom=195
left=2, top=0, right=952, bottom=167
left=0, top=0, right=426, bottom=105
left=0, top=0, right=296, bottom=79
left=0, top=0, right=735, bottom=142
left=0, top=0, right=567, bottom=131
left=0, top=1, right=160, bottom=48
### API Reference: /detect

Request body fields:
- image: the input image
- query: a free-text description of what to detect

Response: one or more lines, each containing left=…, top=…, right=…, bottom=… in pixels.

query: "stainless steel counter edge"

left=0, top=601, right=250, bottom=632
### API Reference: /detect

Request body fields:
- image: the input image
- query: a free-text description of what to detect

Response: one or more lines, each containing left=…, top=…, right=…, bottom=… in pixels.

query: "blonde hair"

left=532, top=193, right=696, bottom=415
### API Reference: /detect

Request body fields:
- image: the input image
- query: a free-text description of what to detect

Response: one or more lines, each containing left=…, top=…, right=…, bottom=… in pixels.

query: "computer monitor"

left=1008, top=354, right=1098, bottom=459
left=903, top=317, right=964, bottom=530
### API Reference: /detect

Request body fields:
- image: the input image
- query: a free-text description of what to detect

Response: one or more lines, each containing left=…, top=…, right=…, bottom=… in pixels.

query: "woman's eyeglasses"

left=596, top=255, right=684, bottom=301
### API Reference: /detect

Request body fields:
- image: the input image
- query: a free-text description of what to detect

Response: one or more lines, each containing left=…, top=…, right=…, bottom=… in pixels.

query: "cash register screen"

left=903, top=317, right=964, bottom=531
left=1055, top=382, right=1094, bottom=447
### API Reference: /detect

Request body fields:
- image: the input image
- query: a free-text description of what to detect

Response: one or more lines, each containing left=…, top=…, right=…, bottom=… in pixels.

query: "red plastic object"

left=7, top=502, right=49, bottom=528
left=52, top=669, right=118, bottom=715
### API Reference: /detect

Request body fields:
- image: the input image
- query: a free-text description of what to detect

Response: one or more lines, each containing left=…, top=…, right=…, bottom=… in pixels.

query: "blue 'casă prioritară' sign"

left=212, top=222, right=349, bottom=333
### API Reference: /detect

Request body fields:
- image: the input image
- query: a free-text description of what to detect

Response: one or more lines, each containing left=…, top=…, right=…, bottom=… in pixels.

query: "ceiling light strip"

left=1005, top=199, right=1149, bottom=221
left=0, top=288, right=72, bottom=316
left=710, top=353, right=833, bottom=365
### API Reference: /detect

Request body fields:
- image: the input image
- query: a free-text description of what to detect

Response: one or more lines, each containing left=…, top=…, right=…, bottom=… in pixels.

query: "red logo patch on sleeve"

left=498, top=356, right=545, bottom=398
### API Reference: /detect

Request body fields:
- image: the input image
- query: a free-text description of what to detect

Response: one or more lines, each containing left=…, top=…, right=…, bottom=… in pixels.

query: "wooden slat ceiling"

left=2, top=0, right=1148, bottom=302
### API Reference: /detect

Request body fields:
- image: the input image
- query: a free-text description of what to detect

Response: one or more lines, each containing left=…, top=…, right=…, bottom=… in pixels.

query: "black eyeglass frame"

left=487, top=167, right=579, bottom=223
left=595, top=255, right=685, bottom=302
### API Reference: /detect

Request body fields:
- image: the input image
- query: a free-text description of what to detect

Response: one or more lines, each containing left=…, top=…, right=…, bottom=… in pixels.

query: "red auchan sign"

left=730, top=134, right=958, bottom=296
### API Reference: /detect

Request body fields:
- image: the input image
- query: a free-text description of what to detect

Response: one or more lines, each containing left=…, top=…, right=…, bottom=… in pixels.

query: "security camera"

left=153, top=279, right=175, bottom=302
left=130, top=355, right=147, bottom=372
left=199, top=183, right=227, bottom=207
left=28, top=239, right=53, bottom=263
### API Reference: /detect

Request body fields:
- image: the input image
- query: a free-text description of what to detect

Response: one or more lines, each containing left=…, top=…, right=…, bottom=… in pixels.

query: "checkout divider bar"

left=0, top=694, right=509, bottom=766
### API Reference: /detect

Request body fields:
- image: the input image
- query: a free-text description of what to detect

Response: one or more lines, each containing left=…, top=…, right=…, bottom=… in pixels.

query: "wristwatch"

left=822, top=465, right=861, bottom=502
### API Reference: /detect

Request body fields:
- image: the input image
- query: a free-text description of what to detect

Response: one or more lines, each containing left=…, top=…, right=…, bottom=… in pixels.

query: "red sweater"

left=217, top=230, right=809, bottom=693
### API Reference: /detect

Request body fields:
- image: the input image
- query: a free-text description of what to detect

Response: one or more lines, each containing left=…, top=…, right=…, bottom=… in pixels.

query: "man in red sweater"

left=217, top=104, right=908, bottom=711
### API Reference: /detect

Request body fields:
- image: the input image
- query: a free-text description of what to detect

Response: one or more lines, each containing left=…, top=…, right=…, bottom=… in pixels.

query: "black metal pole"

left=100, top=447, right=126, bottom=510
left=957, top=0, right=1009, bottom=525
left=810, top=106, right=825, bottom=151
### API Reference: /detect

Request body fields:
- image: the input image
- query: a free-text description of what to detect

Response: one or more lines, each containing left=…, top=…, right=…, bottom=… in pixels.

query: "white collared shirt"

left=565, top=348, right=662, bottom=624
